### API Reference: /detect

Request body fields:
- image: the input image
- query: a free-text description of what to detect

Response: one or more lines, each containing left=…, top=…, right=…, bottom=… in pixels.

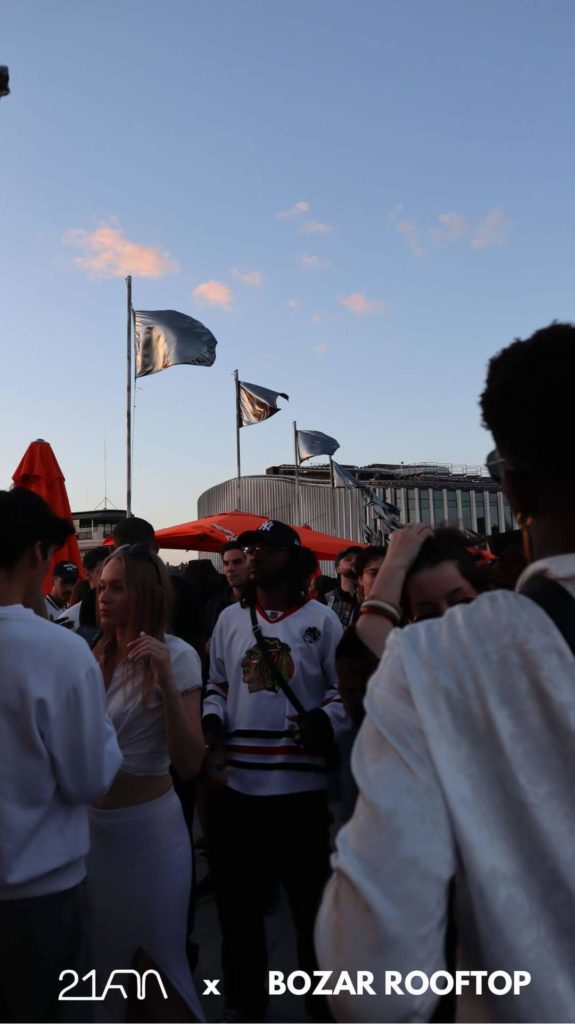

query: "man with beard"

left=203, top=520, right=349, bottom=1023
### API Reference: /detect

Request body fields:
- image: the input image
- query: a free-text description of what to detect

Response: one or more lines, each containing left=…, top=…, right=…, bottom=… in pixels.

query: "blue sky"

left=2, top=0, right=574, bottom=547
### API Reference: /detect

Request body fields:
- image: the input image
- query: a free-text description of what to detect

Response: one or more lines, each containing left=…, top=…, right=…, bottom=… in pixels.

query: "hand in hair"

left=385, top=523, right=434, bottom=572
left=126, top=632, right=174, bottom=692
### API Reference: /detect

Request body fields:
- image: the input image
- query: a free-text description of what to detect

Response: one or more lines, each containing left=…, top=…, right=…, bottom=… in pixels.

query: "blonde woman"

left=87, top=544, right=205, bottom=1022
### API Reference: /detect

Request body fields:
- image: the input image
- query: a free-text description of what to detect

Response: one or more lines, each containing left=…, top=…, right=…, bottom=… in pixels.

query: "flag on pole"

left=238, top=381, right=289, bottom=427
left=134, top=309, right=217, bottom=378
left=331, top=460, right=365, bottom=489
left=296, top=429, right=340, bottom=463
left=365, top=492, right=402, bottom=533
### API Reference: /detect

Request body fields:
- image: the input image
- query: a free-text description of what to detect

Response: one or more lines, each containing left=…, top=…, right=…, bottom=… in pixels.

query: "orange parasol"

left=155, top=511, right=362, bottom=562
left=12, top=439, right=83, bottom=592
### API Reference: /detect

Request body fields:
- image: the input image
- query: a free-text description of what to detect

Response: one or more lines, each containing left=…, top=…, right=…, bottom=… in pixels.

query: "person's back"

left=316, top=322, right=575, bottom=1023
left=0, top=488, right=122, bottom=1024
left=0, top=608, right=122, bottom=896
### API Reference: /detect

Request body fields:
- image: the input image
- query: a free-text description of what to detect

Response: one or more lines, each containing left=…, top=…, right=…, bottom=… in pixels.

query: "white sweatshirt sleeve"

left=315, top=630, right=456, bottom=1022
left=318, top=610, right=350, bottom=738
left=203, top=613, right=229, bottom=725
left=40, top=654, right=123, bottom=804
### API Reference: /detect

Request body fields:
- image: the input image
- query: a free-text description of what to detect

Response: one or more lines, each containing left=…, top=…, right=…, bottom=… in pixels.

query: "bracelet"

left=359, top=605, right=399, bottom=627
left=360, top=598, right=401, bottom=624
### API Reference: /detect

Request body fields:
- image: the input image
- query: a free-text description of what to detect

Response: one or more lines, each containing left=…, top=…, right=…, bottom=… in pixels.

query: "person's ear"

left=502, top=468, right=539, bottom=520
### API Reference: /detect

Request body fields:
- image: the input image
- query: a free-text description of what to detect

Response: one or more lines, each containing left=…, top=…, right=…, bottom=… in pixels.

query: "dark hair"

left=355, top=546, right=386, bottom=578
left=184, top=559, right=227, bottom=603
left=480, top=322, right=575, bottom=483
left=242, top=546, right=319, bottom=608
left=0, top=488, right=74, bottom=571
left=405, top=528, right=488, bottom=597
left=112, top=516, right=156, bottom=547
left=221, top=541, right=245, bottom=557
left=83, top=545, right=111, bottom=572
left=335, top=546, right=363, bottom=569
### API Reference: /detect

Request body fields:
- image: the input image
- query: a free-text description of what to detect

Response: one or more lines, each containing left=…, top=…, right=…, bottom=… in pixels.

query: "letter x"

left=203, top=979, right=221, bottom=996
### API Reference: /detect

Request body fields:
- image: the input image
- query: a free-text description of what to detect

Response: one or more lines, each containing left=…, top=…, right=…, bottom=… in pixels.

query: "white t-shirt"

left=316, top=555, right=575, bottom=1023
left=204, top=599, right=347, bottom=796
left=0, top=605, right=122, bottom=899
left=106, top=634, right=203, bottom=775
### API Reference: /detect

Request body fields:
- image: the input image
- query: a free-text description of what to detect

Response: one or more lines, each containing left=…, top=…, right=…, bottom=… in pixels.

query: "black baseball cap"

left=237, top=520, right=301, bottom=549
left=53, top=560, right=79, bottom=582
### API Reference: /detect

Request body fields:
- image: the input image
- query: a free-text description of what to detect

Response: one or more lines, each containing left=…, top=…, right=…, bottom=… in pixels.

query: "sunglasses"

left=114, top=543, right=163, bottom=580
left=485, top=449, right=505, bottom=483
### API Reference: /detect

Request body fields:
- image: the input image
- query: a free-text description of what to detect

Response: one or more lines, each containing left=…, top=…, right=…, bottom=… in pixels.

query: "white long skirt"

left=87, top=788, right=204, bottom=1022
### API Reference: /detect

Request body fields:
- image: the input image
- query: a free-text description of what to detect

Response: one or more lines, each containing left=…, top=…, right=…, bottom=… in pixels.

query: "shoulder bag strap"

left=519, top=576, right=575, bottom=657
left=248, top=604, right=306, bottom=715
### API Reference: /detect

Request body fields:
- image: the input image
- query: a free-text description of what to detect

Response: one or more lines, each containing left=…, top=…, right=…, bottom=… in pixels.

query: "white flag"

left=134, top=309, right=217, bottom=378
left=238, top=381, right=289, bottom=427
left=296, top=429, right=340, bottom=463
left=331, top=460, right=365, bottom=489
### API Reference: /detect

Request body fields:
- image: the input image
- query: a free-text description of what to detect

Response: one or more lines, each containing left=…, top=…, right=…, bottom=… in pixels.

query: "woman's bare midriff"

left=93, top=770, right=173, bottom=810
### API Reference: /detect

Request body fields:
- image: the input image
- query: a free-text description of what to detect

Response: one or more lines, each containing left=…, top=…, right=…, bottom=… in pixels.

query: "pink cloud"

left=314, top=343, right=330, bottom=356
left=431, top=211, right=469, bottom=244
left=339, top=292, right=387, bottom=315
left=63, top=222, right=179, bottom=278
left=277, top=201, right=310, bottom=221
left=298, top=220, right=333, bottom=235
left=297, top=254, right=330, bottom=269
left=193, top=280, right=234, bottom=310
left=288, top=298, right=299, bottom=309
left=231, top=268, right=263, bottom=287
left=395, top=219, right=424, bottom=258
left=471, top=206, right=511, bottom=249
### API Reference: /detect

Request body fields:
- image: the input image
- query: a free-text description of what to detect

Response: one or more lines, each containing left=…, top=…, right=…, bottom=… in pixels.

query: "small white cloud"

left=231, top=268, right=263, bottom=287
left=314, top=343, right=330, bottom=356
left=310, top=312, right=323, bottom=324
left=277, top=201, right=310, bottom=221
left=298, top=220, right=333, bottom=235
left=297, top=254, right=330, bottom=270
left=192, top=280, right=233, bottom=310
left=471, top=206, right=511, bottom=249
left=431, top=211, right=469, bottom=245
left=395, top=219, right=424, bottom=258
left=288, top=298, right=299, bottom=309
left=339, top=292, right=387, bottom=315
left=388, top=203, right=403, bottom=223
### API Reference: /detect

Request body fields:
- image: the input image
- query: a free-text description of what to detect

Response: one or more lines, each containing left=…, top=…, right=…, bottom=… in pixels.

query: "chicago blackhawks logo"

left=241, top=638, right=295, bottom=694
left=303, top=627, right=321, bottom=645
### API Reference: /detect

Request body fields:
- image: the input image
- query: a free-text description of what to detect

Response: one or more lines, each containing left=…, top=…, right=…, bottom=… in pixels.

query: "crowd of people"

left=0, top=321, right=574, bottom=1024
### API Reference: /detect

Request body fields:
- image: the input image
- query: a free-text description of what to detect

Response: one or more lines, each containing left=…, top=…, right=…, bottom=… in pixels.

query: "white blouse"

left=106, top=634, right=202, bottom=776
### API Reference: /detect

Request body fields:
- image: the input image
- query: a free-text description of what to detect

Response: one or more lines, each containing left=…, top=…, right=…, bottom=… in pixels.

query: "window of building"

left=434, top=489, right=445, bottom=527
left=503, top=498, right=514, bottom=530
left=461, top=491, right=472, bottom=529
left=489, top=493, right=500, bottom=533
left=407, top=489, right=417, bottom=523
left=447, top=491, right=458, bottom=524
left=419, top=489, right=431, bottom=524
left=476, top=492, right=486, bottom=535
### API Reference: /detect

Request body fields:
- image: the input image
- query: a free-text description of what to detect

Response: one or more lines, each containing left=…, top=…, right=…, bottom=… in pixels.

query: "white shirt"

left=0, top=605, right=122, bottom=899
left=316, top=556, right=575, bottom=1023
left=106, top=634, right=202, bottom=775
left=204, top=599, right=347, bottom=795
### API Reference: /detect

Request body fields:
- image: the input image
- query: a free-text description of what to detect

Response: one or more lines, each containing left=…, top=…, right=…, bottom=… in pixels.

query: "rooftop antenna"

left=94, top=439, right=119, bottom=510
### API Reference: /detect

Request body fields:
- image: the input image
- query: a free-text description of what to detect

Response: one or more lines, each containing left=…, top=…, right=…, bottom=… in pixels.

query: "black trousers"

left=208, top=786, right=332, bottom=1021
left=0, top=881, right=90, bottom=1023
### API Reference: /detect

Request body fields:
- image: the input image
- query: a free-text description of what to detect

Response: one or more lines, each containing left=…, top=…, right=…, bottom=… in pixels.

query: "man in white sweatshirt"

left=0, top=488, right=122, bottom=1022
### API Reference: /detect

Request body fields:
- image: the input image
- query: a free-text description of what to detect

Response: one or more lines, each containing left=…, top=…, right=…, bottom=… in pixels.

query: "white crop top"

left=106, top=634, right=202, bottom=776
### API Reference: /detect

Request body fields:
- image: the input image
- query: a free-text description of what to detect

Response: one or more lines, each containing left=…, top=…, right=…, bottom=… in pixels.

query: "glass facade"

left=407, top=490, right=417, bottom=522
left=461, top=491, right=473, bottom=529
left=476, top=492, right=486, bottom=534
left=489, top=493, right=500, bottom=532
left=419, top=489, right=431, bottom=524
left=433, top=489, right=445, bottom=526
left=446, top=491, right=458, bottom=524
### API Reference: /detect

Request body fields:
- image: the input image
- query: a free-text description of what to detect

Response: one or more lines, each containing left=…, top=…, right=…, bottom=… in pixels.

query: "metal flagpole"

left=126, top=275, right=133, bottom=517
left=234, top=369, right=242, bottom=511
left=293, top=420, right=300, bottom=524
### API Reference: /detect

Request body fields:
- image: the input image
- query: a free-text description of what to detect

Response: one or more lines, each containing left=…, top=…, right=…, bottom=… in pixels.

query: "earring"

left=516, top=513, right=534, bottom=563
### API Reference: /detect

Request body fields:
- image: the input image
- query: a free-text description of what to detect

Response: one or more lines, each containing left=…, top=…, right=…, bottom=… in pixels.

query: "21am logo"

left=59, top=970, right=168, bottom=1001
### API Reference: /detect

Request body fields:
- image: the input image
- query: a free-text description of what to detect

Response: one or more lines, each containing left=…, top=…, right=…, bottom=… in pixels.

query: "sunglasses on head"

left=486, top=449, right=505, bottom=483
left=114, top=543, right=163, bottom=580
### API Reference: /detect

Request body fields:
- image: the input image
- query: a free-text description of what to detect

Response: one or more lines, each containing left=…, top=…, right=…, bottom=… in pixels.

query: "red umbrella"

left=12, top=439, right=83, bottom=592
left=155, top=511, right=362, bottom=562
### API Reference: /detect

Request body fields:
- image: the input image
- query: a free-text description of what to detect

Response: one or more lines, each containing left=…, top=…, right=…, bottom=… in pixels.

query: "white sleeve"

left=318, top=611, right=350, bottom=738
left=203, top=613, right=229, bottom=723
left=315, top=630, right=457, bottom=1022
left=41, top=652, right=123, bottom=804
left=169, top=639, right=203, bottom=694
